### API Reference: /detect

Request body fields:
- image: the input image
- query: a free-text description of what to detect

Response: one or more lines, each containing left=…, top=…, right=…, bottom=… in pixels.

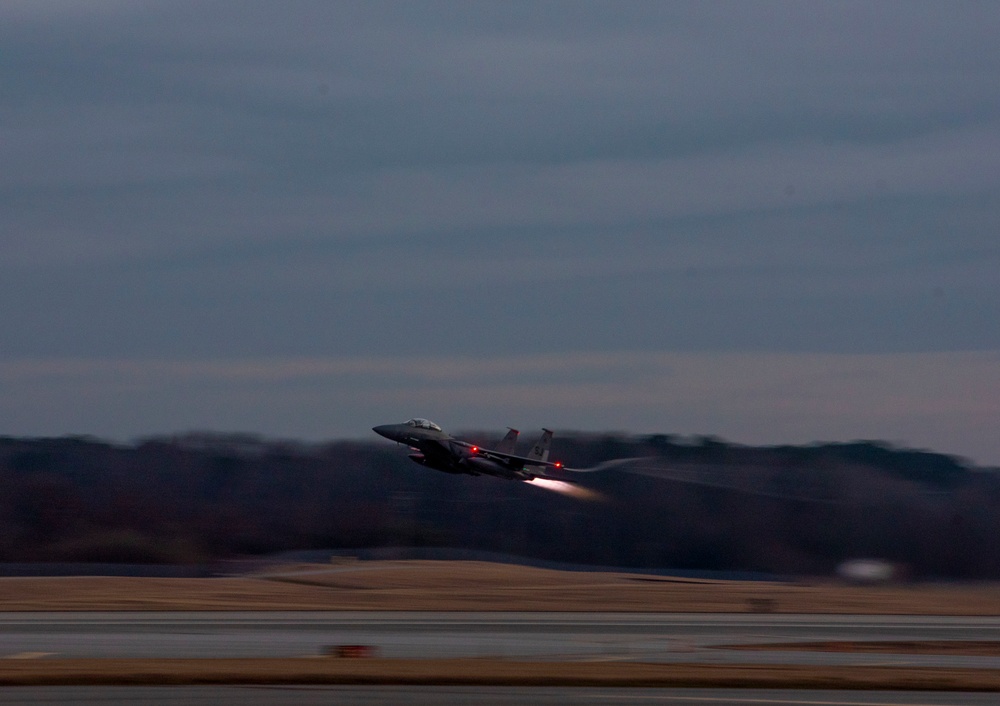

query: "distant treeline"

left=1, top=432, right=998, bottom=578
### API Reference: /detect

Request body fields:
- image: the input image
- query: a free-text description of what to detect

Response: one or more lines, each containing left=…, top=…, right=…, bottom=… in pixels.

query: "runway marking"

left=602, top=695, right=963, bottom=705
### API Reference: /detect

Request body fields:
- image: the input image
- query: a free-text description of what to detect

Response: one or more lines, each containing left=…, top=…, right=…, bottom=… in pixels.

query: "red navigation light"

left=471, top=446, right=479, bottom=453
left=555, top=461, right=562, bottom=468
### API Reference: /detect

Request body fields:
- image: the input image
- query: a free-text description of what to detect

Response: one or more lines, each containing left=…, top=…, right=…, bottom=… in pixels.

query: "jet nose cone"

left=372, top=425, right=393, bottom=439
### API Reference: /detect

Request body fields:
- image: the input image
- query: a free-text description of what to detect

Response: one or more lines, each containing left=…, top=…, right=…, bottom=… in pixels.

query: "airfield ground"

left=0, top=559, right=998, bottom=614
left=2, top=560, right=1000, bottom=689
left=3, top=658, right=1000, bottom=690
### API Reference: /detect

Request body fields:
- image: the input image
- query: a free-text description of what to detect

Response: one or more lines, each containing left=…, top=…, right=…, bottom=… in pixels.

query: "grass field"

left=1, top=560, right=999, bottom=614
left=2, top=658, right=1000, bottom=690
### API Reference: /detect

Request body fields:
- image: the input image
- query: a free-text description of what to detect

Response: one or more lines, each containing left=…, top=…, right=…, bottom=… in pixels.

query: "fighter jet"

left=372, top=418, right=572, bottom=482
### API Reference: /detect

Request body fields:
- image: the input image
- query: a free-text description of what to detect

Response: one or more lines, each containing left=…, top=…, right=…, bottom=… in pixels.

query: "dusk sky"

left=2, top=2, right=999, bottom=463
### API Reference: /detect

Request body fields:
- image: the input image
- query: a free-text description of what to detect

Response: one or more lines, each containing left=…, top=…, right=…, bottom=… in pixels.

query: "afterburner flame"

left=528, top=477, right=603, bottom=501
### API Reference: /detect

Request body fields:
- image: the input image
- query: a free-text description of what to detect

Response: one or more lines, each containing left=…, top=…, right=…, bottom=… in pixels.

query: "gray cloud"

left=1, top=1, right=999, bottom=457
left=2, top=350, right=997, bottom=463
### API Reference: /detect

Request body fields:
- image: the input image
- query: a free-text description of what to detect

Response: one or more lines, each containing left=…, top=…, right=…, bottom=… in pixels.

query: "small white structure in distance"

left=837, top=558, right=898, bottom=584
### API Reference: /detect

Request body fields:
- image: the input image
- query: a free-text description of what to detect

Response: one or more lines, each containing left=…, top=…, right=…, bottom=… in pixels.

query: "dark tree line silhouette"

left=1, top=432, right=998, bottom=578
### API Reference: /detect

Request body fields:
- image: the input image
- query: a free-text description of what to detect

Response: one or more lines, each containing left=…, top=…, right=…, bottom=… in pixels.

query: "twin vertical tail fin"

left=527, top=429, right=554, bottom=464
left=495, top=428, right=519, bottom=454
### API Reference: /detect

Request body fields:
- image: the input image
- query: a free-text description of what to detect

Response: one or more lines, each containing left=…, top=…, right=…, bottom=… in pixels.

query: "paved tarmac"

left=0, top=686, right=998, bottom=705
left=2, top=612, right=1000, bottom=666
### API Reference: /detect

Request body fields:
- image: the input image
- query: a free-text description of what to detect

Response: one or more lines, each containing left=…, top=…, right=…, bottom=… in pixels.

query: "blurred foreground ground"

left=5, top=658, right=1000, bottom=690
left=0, top=560, right=998, bottom=613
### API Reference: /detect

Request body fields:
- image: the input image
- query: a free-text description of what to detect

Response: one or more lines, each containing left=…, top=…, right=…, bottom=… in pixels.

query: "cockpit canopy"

left=406, top=418, right=443, bottom=432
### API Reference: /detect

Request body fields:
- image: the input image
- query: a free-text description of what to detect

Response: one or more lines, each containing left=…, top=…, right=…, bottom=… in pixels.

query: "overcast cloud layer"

left=2, top=2, right=999, bottom=462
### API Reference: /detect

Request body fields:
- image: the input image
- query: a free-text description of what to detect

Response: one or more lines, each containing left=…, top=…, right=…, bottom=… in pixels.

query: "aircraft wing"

left=478, top=447, right=646, bottom=476
left=450, top=440, right=567, bottom=470
left=486, top=449, right=568, bottom=469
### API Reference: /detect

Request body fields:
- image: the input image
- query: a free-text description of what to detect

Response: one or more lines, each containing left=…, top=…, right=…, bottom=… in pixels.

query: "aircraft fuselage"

left=373, top=418, right=556, bottom=481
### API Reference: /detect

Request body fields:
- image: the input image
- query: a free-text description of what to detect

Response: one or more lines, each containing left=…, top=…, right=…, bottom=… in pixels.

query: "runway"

left=2, top=612, right=1000, bottom=667
left=0, top=686, right=997, bottom=705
